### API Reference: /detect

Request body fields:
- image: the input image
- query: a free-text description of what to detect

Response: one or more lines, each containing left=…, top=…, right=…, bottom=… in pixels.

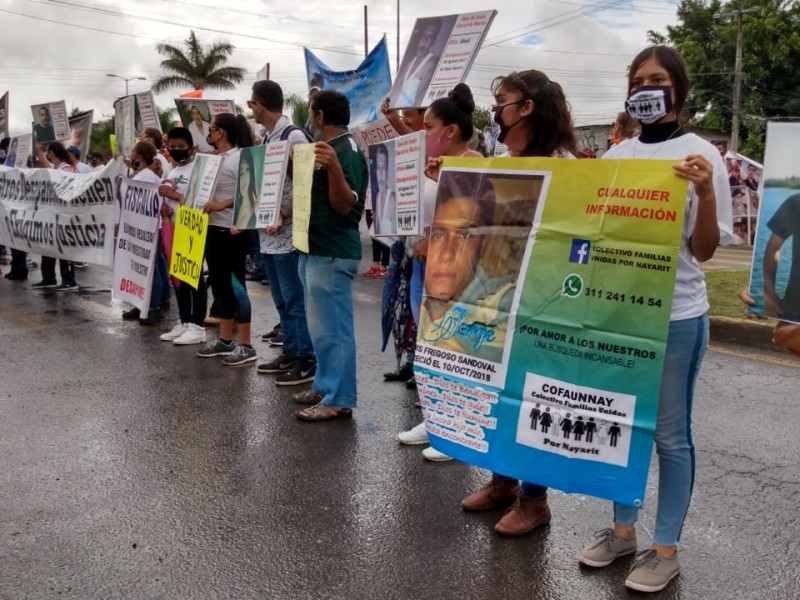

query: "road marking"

left=710, top=343, right=800, bottom=368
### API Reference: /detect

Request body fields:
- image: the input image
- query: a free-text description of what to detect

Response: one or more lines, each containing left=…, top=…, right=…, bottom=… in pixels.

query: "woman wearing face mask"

left=196, top=113, right=260, bottom=366
left=576, top=46, right=731, bottom=594
left=458, top=70, right=578, bottom=533
left=396, top=83, right=482, bottom=461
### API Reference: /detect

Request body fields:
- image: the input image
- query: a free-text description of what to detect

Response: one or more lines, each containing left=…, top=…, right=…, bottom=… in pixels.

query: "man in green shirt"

left=294, top=90, right=369, bottom=421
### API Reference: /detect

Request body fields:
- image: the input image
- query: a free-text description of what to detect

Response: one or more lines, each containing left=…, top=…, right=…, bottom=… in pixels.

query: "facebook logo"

left=569, top=239, right=591, bottom=265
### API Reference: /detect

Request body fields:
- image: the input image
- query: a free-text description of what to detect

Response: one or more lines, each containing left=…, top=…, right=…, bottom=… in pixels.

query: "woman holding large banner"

left=576, top=46, right=732, bottom=593
left=196, top=113, right=259, bottom=366
left=457, top=71, right=578, bottom=533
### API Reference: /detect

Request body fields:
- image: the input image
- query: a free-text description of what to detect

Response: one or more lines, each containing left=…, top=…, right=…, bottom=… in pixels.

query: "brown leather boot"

left=494, top=494, right=551, bottom=536
left=461, top=475, right=520, bottom=512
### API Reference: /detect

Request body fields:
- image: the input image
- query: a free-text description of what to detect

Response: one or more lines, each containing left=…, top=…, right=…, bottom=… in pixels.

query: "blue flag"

left=304, top=37, right=392, bottom=126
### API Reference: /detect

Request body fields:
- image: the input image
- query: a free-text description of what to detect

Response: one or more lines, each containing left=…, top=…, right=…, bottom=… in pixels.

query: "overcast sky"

left=0, top=0, right=681, bottom=135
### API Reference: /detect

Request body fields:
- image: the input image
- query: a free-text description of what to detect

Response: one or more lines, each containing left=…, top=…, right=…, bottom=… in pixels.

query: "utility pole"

left=364, top=5, right=368, bottom=58
left=396, top=0, right=400, bottom=71
left=722, top=1, right=762, bottom=152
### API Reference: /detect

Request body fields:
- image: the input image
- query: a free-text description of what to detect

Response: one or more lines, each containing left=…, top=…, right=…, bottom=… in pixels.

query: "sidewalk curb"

left=709, top=315, right=788, bottom=354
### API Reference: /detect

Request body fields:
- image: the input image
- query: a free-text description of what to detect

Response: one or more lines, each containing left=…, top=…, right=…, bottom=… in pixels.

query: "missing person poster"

left=350, top=117, right=401, bottom=155
left=184, top=154, right=222, bottom=211
left=31, top=100, right=70, bottom=144
left=389, top=11, right=497, bottom=109
left=747, top=122, right=800, bottom=324
left=369, top=131, right=425, bottom=236
left=4, top=134, right=32, bottom=168
left=234, top=145, right=266, bottom=229
left=0, top=159, right=122, bottom=265
left=291, top=144, right=315, bottom=253
left=258, top=140, right=290, bottom=227
left=415, top=157, right=687, bottom=506
left=134, top=91, right=160, bottom=133
left=112, top=179, right=162, bottom=318
left=304, top=37, right=392, bottom=126
left=0, top=92, right=8, bottom=139
left=726, top=151, right=763, bottom=246
left=67, top=110, right=94, bottom=163
left=115, top=96, right=136, bottom=159
left=174, top=99, right=235, bottom=152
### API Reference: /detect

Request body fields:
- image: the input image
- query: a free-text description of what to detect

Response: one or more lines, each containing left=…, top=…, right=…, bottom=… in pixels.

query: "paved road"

left=701, top=245, right=753, bottom=271
left=1, top=261, right=798, bottom=600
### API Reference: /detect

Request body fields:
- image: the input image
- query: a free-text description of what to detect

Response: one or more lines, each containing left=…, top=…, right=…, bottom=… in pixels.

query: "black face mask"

left=131, top=160, right=141, bottom=170
left=170, top=149, right=190, bottom=163
left=493, top=102, right=526, bottom=144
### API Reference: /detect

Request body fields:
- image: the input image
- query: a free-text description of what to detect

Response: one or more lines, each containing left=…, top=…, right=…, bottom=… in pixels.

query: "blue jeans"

left=410, top=258, right=425, bottom=326
left=263, top=252, right=313, bottom=358
left=299, top=254, right=359, bottom=409
left=614, top=314, right=709, bottom=546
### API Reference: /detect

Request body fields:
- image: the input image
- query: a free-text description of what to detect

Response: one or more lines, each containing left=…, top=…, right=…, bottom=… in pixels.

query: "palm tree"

left=285, top=93, right=310, bottom=128
left=152, top=31, right=245, bottom=93
left=157, top=107, right=178, bottom=132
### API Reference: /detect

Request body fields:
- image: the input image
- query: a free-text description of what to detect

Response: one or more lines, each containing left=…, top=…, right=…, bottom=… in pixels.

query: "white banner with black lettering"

left=0, top=159, right=121, bottom=265
left=112, top=179, right=162, bottom=318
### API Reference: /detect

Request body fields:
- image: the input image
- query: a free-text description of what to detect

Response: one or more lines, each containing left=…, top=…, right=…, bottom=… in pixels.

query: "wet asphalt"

left=1, top=253, right=799, bottom=600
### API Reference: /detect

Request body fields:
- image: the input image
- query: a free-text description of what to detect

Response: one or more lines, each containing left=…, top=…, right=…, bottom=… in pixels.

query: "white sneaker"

left=398, top=422, right=429, bottom=445
left=160, top=323, right=187, bottom=342
left=173, top=323, right=207, bottom=345
left=422, top=446, right=452, bottom=462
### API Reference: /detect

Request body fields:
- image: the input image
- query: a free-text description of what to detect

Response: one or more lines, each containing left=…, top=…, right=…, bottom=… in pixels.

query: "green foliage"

left=152, top=30, right=245, bottom=94
left=764, top=176, right=800, bottom=188
left=706, top=269, right=751, bottom=318
left=285, top=93, right=310, bottom=127
left=649, top=0, right=800, bottom=161
left=472, top=106, right=491, bottom=132
left=158, top=107, right=178, bottom=132
left=90, top=116, right=114, bottom=158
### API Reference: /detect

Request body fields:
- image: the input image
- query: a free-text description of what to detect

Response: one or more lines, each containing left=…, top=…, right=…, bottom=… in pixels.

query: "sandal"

left=296, top=403, right=353, bottom=421
left=292, top=390, right=324, bottom=404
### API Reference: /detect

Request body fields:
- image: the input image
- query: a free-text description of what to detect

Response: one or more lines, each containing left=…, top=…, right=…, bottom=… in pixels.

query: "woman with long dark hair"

left=196, top=113, right=259, bottom=366
left=577, top=45, right=731, bottom=593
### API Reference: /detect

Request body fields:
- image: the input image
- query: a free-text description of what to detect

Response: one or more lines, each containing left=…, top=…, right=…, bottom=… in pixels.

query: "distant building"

left=575, top=123, right=731, bottom=157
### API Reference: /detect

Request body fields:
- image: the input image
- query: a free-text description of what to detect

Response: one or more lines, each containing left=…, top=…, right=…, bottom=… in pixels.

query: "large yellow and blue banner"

left=415, top=157, right=688, bottom=507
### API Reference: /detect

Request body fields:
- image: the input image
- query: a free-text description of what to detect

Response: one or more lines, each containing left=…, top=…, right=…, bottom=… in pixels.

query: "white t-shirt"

left=164, top=161, right=195, bottom=217
left=209, top=147, right=240, bottom=228
left=133, top=168, right=162, bottom=184
left=603, top=132, right=733, bottom=320
left=155, top=153, right=171, bottom=179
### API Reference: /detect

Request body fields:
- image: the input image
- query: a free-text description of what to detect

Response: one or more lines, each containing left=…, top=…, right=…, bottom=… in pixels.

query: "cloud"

left=0, top=0, right=679, bottom=135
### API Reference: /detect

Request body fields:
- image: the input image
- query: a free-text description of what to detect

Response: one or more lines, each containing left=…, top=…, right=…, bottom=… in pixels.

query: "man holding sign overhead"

left=293, top=90, right=368, bottom=421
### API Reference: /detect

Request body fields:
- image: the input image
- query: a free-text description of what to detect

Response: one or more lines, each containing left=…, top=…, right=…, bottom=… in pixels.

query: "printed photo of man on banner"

left=31, top=101, right=70, bottom=144
left=747, top=122, right=800, bottom=323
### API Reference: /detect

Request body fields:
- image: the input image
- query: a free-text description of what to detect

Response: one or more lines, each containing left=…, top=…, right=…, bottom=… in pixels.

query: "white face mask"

left=625, top=86, right=673, bottom=124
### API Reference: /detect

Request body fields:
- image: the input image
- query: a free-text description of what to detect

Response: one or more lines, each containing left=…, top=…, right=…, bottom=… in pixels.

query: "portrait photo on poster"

left=748, top=122, right=800, bottom=323
left=391, top=15, right=457, bottom=109
left=31, top=103, right=57, bottom=143
left=369, top=142, right=396, bottom=236
left=418, top=168, right=545, bottom=366
left=176, top=101, right=213, bottom=152
left=234, top=147, right=263, bottom=230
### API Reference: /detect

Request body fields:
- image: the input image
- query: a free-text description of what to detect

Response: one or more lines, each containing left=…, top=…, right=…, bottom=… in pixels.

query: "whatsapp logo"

left=561, top=274, right=584, bottom=299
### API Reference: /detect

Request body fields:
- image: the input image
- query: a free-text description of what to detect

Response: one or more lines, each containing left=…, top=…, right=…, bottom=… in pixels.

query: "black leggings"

left=365, top=210, right=390, bottom=266
left=176, top=275, right=207, bottom=326
left=204, top=226, right=251, bottom=323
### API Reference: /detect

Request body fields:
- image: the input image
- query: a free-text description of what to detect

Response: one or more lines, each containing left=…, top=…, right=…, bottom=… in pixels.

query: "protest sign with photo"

left=747, top=122, right=800, bottom=324
left=0, top=92, right=8, bottom=139
left=4, top=134, right=32, bottom=168
left=415, top=157, right=687, bottom=507
left=725, top=151, right=763, bottom=245
left=305, top=37, right=392, bottom=126
left=183, top=154, right=222, bottom=211
left=389, top=11, right=497, bottom=109
left=291, top=144, right=315, bottom=253
left=134, top=91, right=160, bottom=133
left=31, top=100, right=70, bottom=144
left=112, top=179, right=162, bottom=318
left=234, top=145, right=266, bottom=229
left=258, top=140, right=290, bottom=227
left=369, top=132, right=425, bottom=236
left=0, top=159, right=122, bottom=265
left=115, top=96, right=136, bottom=159
left=350, top=116, right=401, bottom=155
left=174, top=99, right=235, bottom=152
left=170, top=206, right=208, bottom=289
left=67, top=110, right=94, bottom=162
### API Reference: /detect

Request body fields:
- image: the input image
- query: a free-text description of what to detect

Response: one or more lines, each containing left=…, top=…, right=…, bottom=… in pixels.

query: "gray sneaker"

left=578, top=528, right=637, bottom=567
left=222, top=344, right=257, bottom=366
left=197, top=338, right=235, bottom=358
left=624, top=549, right=680, bottom=593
